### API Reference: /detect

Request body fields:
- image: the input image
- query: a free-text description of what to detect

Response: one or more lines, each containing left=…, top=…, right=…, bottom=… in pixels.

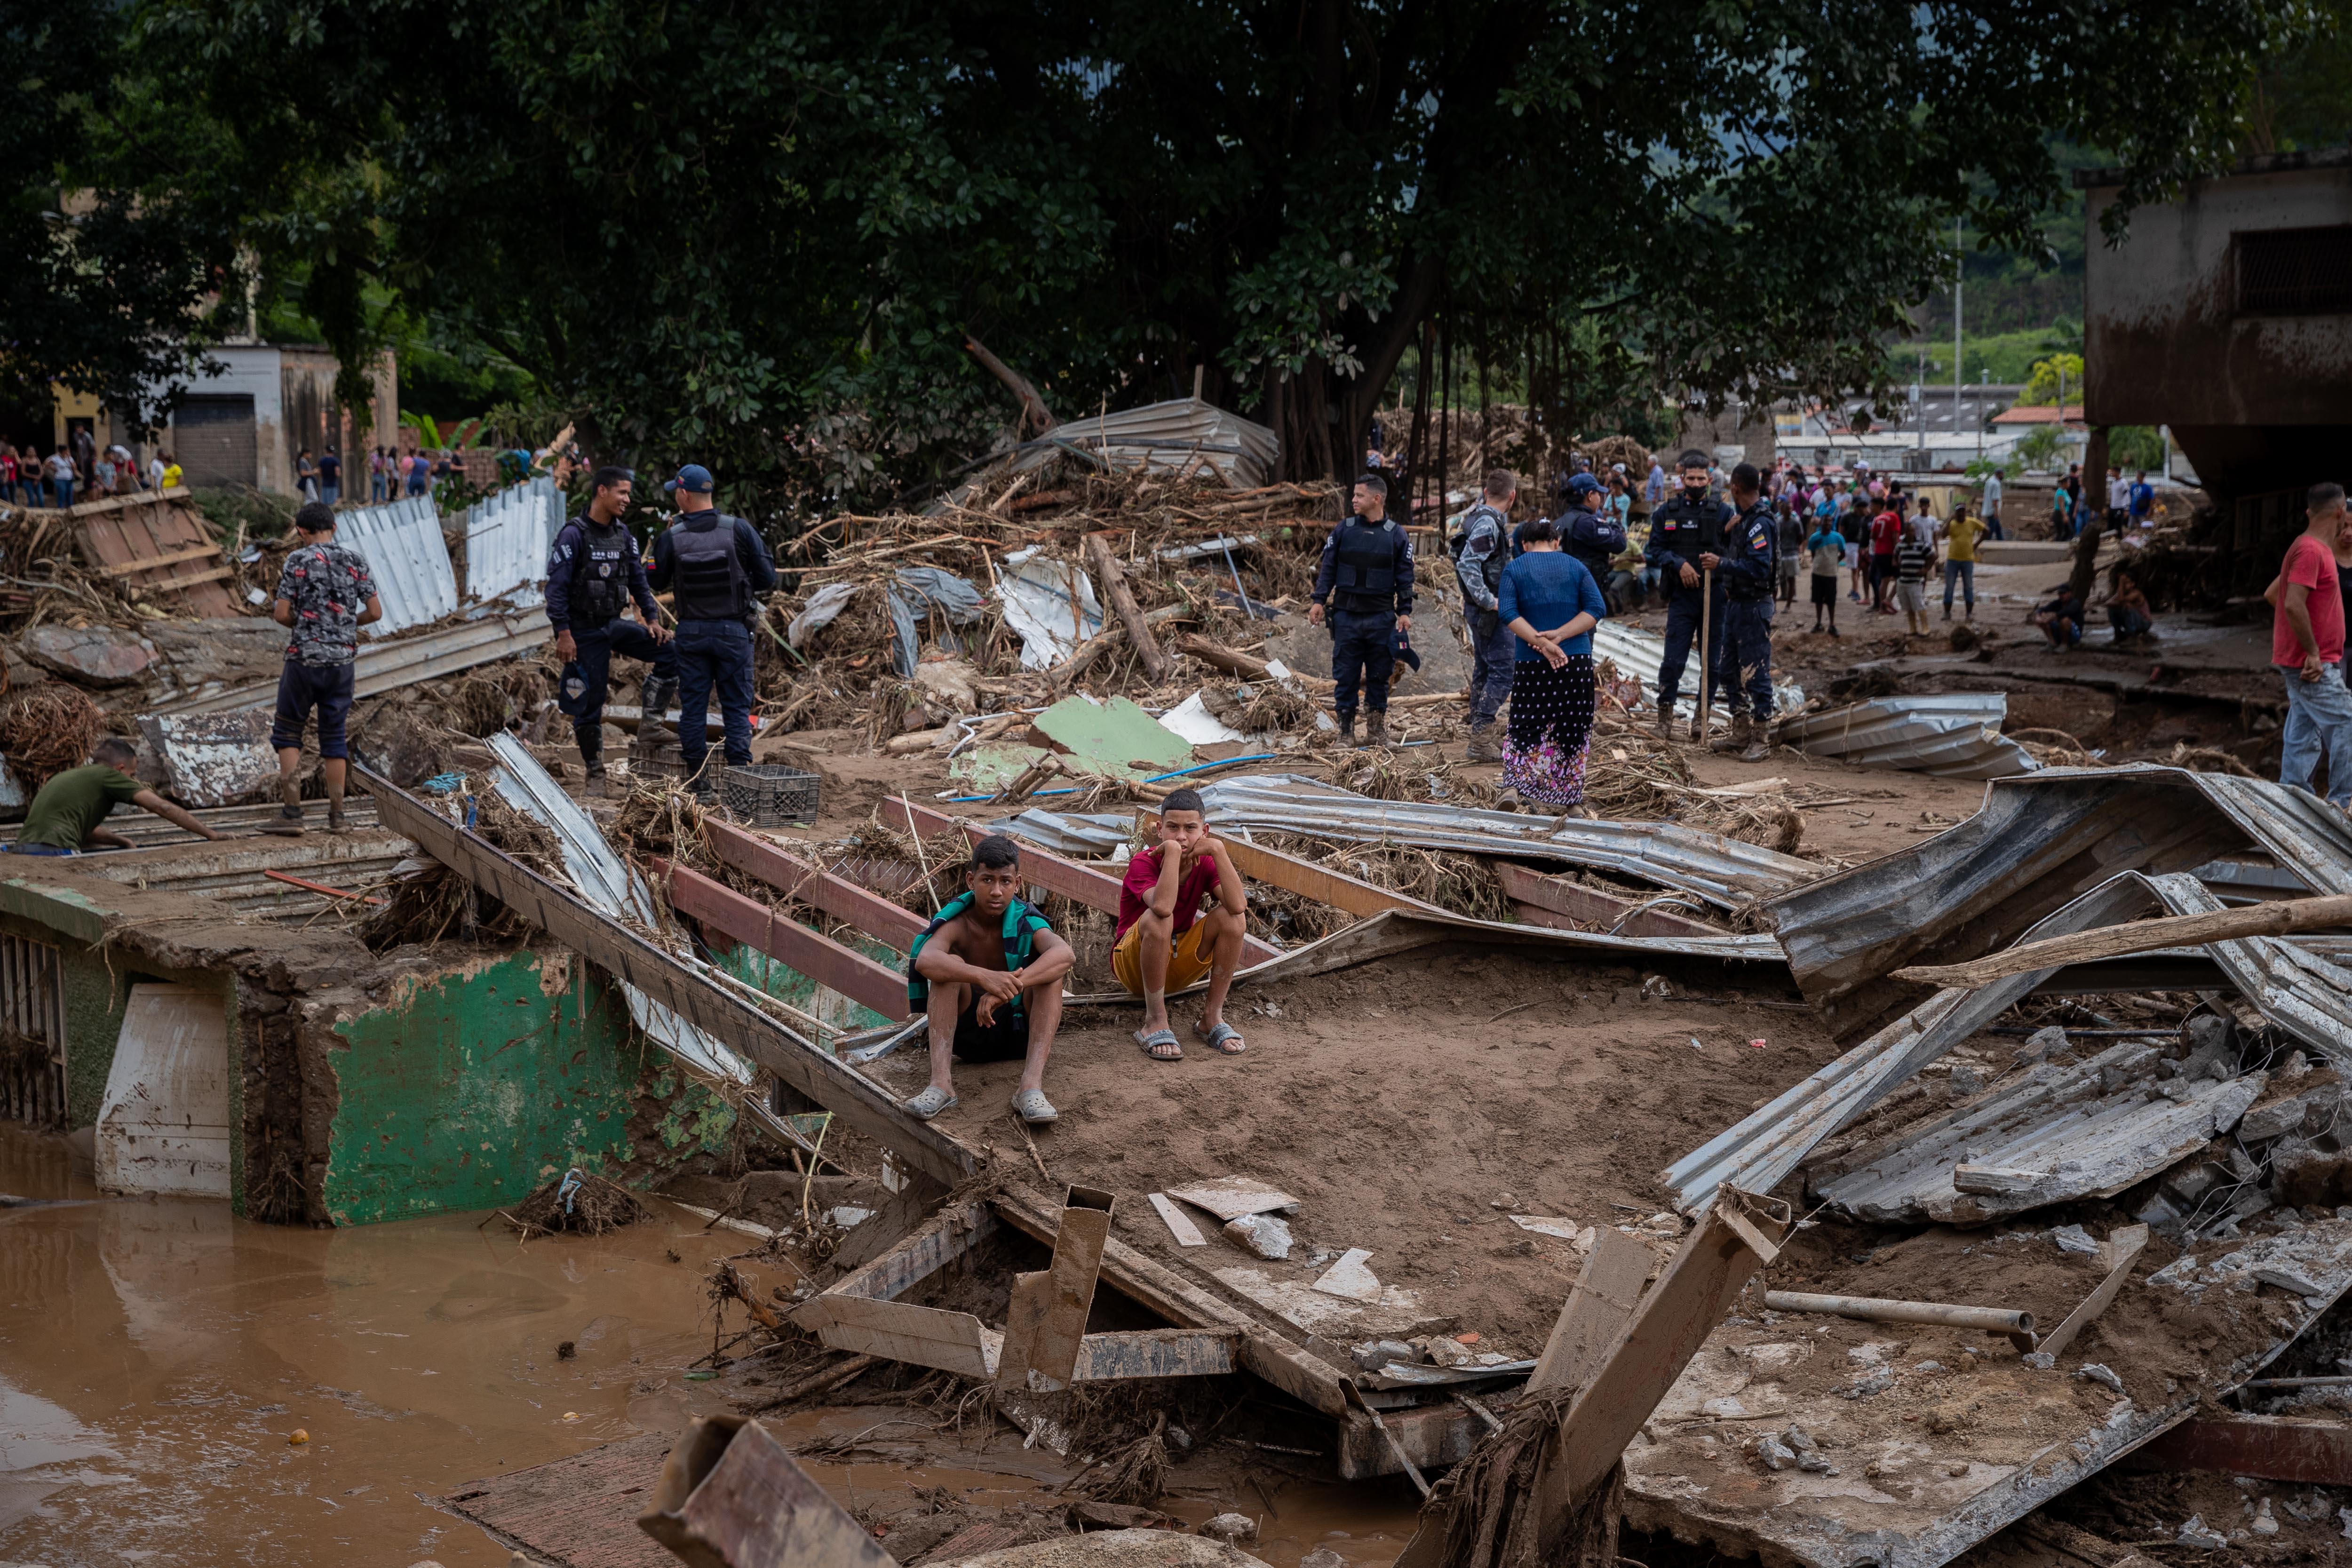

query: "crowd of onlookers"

left=0, top=434, right=464, bottom=511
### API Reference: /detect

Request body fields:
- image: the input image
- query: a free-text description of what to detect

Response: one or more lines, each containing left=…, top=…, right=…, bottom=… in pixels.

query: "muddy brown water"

left=0, top=1126, right=1414, bottom=1566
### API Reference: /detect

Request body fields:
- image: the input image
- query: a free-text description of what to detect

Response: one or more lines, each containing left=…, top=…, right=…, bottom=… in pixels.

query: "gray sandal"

left=1196, top=1020, right=1246, bottom=1055
left=1010, top=1089, right=1057, bottom=1124
left=1135, top=1027, right=1183, bottom=1062
left=903, top=1085, right=959, bottom=1120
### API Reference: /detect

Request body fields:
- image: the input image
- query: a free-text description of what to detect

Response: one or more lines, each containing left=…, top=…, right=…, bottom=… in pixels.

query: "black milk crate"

left=721, top=763, right=820, bottom=825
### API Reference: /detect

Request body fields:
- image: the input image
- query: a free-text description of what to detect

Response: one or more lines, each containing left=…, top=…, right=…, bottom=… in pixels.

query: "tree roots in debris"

left=365, top=773, right=572, bottom=948
left=447, top=666, right=552, bottom=736
left=500, top=1169, right=652, bottom=1238
left=1070, top=1411, right=1170, bottom=1507
left=0, top=685, right=100, bottom=788
left=1414, top=1391, right=1623, bottom=1568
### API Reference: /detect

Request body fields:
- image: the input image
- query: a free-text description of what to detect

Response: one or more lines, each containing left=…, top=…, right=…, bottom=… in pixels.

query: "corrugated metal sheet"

left=1009, top=398, right=1280, bottom=490
left=2146, top=871, right=2352, bottom=1065
left=159, top=609, right=550, bottom=714
left=1764, top=765, right=2352, bottom=1033
left=332, top=495, right=459, bottom=637
left=461, top=477, right=560, bottom=607
left=1772, top=693, right=2041, bottom=780
left=1196, top=774, right=1817, bottom=908
left=484, top=732, right=752, bottom=1085
left=1664, top=869, right=2157, bottom=1212
left=996, top=546, right=1103, bottom=668
left=1592, top=620, right=1808, bottom=721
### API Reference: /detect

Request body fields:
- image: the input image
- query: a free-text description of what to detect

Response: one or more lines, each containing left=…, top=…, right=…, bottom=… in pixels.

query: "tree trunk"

left=1081, top=533, right=1168, bottom=683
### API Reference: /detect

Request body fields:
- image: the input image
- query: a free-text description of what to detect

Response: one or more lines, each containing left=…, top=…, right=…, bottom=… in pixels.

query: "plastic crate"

left=721, top=763, right=820, bottom=825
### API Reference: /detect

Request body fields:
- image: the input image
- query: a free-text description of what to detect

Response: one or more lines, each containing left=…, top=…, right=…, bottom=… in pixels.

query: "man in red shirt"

left=1114, top=788, right=1251, bottom=1060
left=2267, top=482, right=2352, bottom=806
left=1868, top=506, right=1903, bottom=613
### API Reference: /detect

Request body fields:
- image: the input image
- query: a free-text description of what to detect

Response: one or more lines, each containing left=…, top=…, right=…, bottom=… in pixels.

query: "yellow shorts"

left=1113, top=915, right=1217, bottom=995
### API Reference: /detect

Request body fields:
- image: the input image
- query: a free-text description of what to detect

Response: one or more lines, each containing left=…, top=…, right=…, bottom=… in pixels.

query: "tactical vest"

left=1449, top=504, right=1508, bottom=602
left=567, top=517, right=634, bottom=628
left=671, top=514, right=749, bottom=621
left=1332, top=516, right=1400, bottom=611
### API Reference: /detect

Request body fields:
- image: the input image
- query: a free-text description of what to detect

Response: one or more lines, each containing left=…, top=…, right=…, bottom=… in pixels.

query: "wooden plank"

left=2036, top=1224, right=2151, bottom=1361
left=130, top=564, right=237, bottom=593
left=355, top=764, right=977, bottom=1188
left=701, top=821, right=928, bottom=949
left=809, top=1296, right=999, bottom=1378
left=656, top=860, right=909, bottom=1021
left=1072, top=1328, right=1240, bottom=1380
left=98, top=541, right=227, bottom=576
left=65, top=485, right=192, bottom=517
left=800, top=1200, right=996, bottom=1319
left=442, top=1430, right=679, bottom=1568
left=1148, top=1191, right=1208, bottom=1246
left=1083, top=532, right=1170, bottom=681
left=1494, top=862, right=1723, bottom=939
left=74, top=493, right=238, bottom=615
left=1528, top=1226, right=1653, bottom=1393
left=998, top=1184, right=1116, bottom=1393
left=2122, top=1413, right=2352, bottom=1485
left=990, top=1183, right=1352, bottom=1418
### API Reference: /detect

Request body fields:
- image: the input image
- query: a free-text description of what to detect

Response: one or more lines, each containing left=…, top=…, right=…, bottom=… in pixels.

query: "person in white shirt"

left=2105, top=466, right=2130, bottom=537
left=1981, top=471, right=2004, bottom=540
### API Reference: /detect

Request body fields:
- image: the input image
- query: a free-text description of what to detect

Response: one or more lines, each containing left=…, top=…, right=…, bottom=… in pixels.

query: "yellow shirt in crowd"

left=1942, top=514, right=1986, bottom=563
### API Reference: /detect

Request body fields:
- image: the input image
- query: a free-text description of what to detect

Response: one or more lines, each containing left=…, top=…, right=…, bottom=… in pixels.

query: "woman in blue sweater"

left=1497, top=515, right=1610, bottom=812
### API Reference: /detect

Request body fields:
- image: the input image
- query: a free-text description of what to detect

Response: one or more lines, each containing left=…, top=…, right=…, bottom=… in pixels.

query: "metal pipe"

left=1764, top=1290, right=2034, bottom=1337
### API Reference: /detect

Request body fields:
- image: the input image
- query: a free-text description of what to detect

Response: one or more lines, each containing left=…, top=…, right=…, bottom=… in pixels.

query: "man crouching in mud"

left=902, top=833, right=1074, bottom=1127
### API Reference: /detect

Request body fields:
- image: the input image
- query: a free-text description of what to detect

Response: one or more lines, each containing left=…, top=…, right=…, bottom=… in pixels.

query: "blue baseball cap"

left=1566, top=472, right=1605, bottom=497
left=664, top=464, right=714, bottom=494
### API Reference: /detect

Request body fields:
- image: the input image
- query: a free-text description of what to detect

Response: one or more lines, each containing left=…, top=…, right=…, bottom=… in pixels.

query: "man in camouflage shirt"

left=267, top=502, right=383, bottom=833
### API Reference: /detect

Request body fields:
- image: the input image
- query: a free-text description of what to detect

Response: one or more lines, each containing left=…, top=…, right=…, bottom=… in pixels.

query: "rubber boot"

left=1652, top=708, right=1678, bottom=743
left=579, top=728, right=606, bottom=785
left=1336, top=713, right=1357, bottom=747
left=1709, top=713, right=1754, bottom=754
left=1740, top=719, right=1774, bottom=764
left=1465, top=724, right=1502, bottom=763
left=634, top=674, right=679, bottom=767
left=1366, top=711, right=1389, bottom=748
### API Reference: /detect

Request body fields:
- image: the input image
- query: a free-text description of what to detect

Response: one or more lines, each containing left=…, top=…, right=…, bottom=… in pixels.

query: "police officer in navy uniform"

left=1702, top=461, right=1778, bottom=762
left=1644, top=447, right=1734, bottom=741
left=548, top=466, right=675, bottom=784
left=648, top=464, right=778, bottom=797
left=1308, top=473, right=1414, bottom=747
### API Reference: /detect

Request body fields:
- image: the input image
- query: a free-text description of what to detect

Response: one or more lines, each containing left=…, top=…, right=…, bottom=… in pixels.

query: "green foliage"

left=2110, top=424, right=2167, bottom=472
left=28, top=0, right=2330, bottom=509
left=2013, top=424, right=2076, bottom=473
left=2019, top=354, right=2087, bottom=406
left=191, top=485, right=295, bottom=541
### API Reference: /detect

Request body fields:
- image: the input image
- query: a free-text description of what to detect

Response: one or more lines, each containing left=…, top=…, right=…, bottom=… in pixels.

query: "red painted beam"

left=701, top=820, right=927, bottom=950
left=880, top=797, right=1279, bottom=966
left=2123, top=1415, right=2352, bottom=1485
left=654, top=859, right=908, bottom=1021
left=1494, top=862, right=1723, bottom=939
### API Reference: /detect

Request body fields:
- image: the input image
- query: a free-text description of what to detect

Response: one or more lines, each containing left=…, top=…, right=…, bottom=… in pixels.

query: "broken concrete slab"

left=1812, top=1042, right=2266, bottom=1225
left=135, top=709, right=279, bottom=807
left=1164, top=1175, right=1301, bottom=1222
left=22, top=623, right=153, bottom=685
left=1211, top=1265, right=1442, bottom=1340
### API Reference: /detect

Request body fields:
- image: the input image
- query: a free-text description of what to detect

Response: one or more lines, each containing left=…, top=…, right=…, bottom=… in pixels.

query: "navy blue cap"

left=1567, top=472, right=1605, bottom=497
left=664, top=464, right=714, bottom=495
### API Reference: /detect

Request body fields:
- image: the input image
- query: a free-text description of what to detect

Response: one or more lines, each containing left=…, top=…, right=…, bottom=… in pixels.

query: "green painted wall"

left=323, top=949, right=733, bottom=1226
left=716, top=940, right=898, bottom=1035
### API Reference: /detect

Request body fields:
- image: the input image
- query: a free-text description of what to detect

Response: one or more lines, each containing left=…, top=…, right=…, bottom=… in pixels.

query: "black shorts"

left=953, top=999, right=1030, bottom=1062
left=1810, top=574, right=1839, bottom=606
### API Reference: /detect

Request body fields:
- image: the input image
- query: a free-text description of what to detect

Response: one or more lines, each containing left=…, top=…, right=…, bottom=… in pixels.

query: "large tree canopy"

left=16, top=0, right=2330, bottom=502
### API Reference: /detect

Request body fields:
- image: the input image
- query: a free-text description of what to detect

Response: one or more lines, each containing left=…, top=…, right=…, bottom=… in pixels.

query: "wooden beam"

left=1174, top=632, right=1335, bottom=692
left=1494, top=862, right=1722, bottom=939
left=1072, top=1329, right=1239, bottom=1380
left=655, top=860, right=908, bottom=1021
left=2123, top=1414, right=2352, bottom=1485
left=700, top=820, right=926, bottom=949
left=1529, top=1227, right=1653, bottom=1393
left=129, top=563, right=237, bottom=593
left=98, top=541, right=225, bottom=577
left=1894, top=892, right=2352, bottom=988
left=65, top=486, right=192, bottom=519
left=795, top=1200, right=997, bottom=1323
left=990, top=1184, right=1352, bottom=1419
left=801, top=1294, right=1000, bottom=1379
left=355, top=764, right=975, bottom=1188
left=1160, top=818, right=1443, bottom=919
left=2035, top=1224, right=2149, bottom=1361
left=999, top=1184, right=1116, bottom=1393
left=1083, top=533, right=1169, bottom=682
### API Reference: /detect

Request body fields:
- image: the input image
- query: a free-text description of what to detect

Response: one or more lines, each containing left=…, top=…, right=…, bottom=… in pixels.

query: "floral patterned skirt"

left=1501, top=653, right=1596, bottom=809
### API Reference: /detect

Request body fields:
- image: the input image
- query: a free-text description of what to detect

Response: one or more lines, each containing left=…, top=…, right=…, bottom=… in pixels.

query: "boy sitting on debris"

left=902, top=834, right=1074, bottom=1126
left=1116, top=788, right=1249, bottom=1060
left=8, top=737, right=224, bottom=855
